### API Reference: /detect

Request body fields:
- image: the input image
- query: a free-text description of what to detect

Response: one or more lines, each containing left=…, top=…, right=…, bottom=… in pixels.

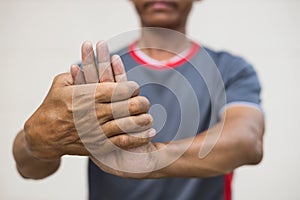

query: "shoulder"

left=204, top=47, right=252, bottom=69
left=203, top=46, right=257, bottom=81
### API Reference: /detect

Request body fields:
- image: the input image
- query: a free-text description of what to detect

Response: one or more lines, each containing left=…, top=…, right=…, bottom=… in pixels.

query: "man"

left=13, top=0, right=264, bottom=200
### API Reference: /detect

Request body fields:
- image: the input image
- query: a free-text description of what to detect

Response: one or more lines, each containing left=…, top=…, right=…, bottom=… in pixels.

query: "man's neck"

left=137, top=27, right=190, bottom=61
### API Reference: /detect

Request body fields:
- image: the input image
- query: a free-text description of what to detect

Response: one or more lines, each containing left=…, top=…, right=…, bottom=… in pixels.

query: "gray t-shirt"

left=88, top=42, right=262, bottom=200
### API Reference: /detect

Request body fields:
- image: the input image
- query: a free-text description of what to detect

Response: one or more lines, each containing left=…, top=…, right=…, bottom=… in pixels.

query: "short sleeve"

left=220, top=57, right=263, bottom=114
left=226, top=59, right=261, bottom=103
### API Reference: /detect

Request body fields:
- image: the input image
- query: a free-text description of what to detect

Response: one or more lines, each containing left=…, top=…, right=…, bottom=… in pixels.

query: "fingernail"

left=148, top=128, right=157, bottom=137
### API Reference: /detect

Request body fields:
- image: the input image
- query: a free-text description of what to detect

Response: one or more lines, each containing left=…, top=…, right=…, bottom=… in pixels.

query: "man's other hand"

left=24, top=42, right=155, bottom=161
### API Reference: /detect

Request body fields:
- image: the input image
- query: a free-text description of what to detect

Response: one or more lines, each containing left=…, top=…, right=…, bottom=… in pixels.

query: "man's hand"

left=24, top=75, right=154, bottom=161
left=13, top=40, right=156, bottom=179
left=69, top=41, right=160, bottom=178
left=22, top=41, right=155, bottom=162
left=70, top=41, right=264, bottom=180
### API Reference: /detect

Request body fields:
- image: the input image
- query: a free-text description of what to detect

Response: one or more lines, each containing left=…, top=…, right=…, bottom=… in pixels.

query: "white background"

left=1, top=0, right=299, bottom=199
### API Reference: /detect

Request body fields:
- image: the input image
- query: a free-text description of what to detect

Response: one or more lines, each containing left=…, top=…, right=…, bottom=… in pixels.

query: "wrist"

left=146, top=142, right=169, bottom=179
left=147, top=139, right=191, bottom=179
left=13, top=130, right=61, bottom=179
left=23, top=128, right=61, bottom=162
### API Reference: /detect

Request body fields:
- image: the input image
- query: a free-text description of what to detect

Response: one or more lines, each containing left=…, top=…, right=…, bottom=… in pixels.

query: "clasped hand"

left=24, top=41, right=158, bottom=178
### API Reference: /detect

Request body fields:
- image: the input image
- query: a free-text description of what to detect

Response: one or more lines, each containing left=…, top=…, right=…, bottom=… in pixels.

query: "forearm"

left=151, top=129, right=245, bottom=178
left=13, top=130, right=61, bottom=179
left=150, top=107, right=264, bottom=178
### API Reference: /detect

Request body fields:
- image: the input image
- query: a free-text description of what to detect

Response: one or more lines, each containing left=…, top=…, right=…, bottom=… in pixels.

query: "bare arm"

left=92, top=105, right=264, bottom=179
left=149, top=106, right=264, bottom=178
left=84, top=45, right=265, bottom=179
left=12, top=41, right=155, bottom=179
left=13, top=130, right=61, bottom=179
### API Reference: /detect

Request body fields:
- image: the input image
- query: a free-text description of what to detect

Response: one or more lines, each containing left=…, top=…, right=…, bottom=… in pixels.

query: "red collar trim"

left=128, top=41, right=201, bottom=70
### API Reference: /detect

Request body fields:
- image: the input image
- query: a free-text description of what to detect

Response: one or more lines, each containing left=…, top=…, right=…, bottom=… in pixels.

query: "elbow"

left=222, top=109, right=265, bottom=169
left=239, top=131, right=264, bottom=166
left=246, top=137, right=263, bottom=165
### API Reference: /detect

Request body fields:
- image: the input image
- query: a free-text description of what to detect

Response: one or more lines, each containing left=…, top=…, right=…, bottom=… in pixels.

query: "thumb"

left=51, top=72, right=76, bottom=88
left=70, top=64, right=85, bottom=85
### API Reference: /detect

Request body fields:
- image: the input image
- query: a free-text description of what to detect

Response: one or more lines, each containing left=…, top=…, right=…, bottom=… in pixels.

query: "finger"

left=109, top=128, right=156, bottom=150
left=70, top=64, right=85, bottom=85
left=95, top=81, right=140, bottom=102
left=96, top=96, right=150, bottom=124
left=64, top=143, right=90, bottom=156
left=81, top=41, right=99, bottom=83
left=62, top=133, right=90, bottom=156
left=101, top=114, right=153, bottom=138
left=52, top=73, right=76, bottom=88
left=71, top=129, right=155, bottom=156
left=128, top=128, right=157, bottom=139
left=111, top=55, right=127, bottom=82
left=96, top=41, right=114, bottom=82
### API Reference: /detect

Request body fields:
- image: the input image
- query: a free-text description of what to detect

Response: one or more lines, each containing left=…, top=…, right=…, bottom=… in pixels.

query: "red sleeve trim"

left=224, top=172, right=233, bottom=200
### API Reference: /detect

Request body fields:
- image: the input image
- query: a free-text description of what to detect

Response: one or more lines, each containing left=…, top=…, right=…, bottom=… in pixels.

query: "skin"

left=71, top=40, right=264, bottom=179
left=132, top=0, right=195, bottom=33
left=13, top=0, right=264, bottom=180
left=88, top=0, right=265, bottom=178
left=13, top=41, right=156, bottom=179
left=132, top=0, right=196, bottom=61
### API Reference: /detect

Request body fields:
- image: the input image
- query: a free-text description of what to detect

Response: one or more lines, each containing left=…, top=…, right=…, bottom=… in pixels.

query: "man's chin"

left=142, top=19, right=179, bottom=30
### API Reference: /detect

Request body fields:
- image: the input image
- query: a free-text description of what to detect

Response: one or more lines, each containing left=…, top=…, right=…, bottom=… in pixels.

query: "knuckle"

left=116, top=135, right=129, bottom=148
left=53, top=74, right=61, bottom=83
left=145, top=114, right=154, bottom=125
left=116, top=134, right=149, bottom=149
left=97, top=104, right=112, bottom=124
left=128, top=81, right=140, bottom=96
left=53, top=73, right=65, bottom=84
left=135, top=114, right=153, bottom=127
left=132, top=137, right=149, bottom=147
left=96, top=83, right=115, bottom=102
left=129, top=97, right=139, bottom=114
left=130, top=81, right=139, bottom=89
left=51, top=73, right=70, bottom=89
left=129, top=96, right=150, bottom=114
left=138, top=96, right=151, bottom=111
